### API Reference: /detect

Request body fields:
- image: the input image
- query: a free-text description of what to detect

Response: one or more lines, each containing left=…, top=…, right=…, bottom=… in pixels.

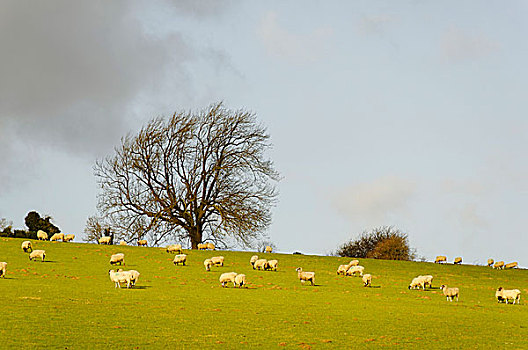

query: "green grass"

left=0, top=237, right=527, bottom=348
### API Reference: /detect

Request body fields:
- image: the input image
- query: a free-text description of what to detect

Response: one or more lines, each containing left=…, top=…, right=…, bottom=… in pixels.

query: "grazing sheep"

left=138, top=239, right=148, bottom=246
left=408, top=275, right=431, bottom=290
left=197, top=243, right=207, bottom=250
left=37, top=230, right=48, bottom=240
left=29, top=250, right=46, bottom=262
left=267, top=259, right=278, bottom=271
left=206, top=242, right=215, bottom=250
left=253, top=259, right=269, bottom=271
left=211, top=256, right=224, bottom=267
left=250, top=255, right=259, bottom=267
left=219, top=272, right=238, bottom=287
left=119, top=240, right=127, bottom=246
left=21, top=241, right=32, bottom=253
left=493, top=261, right=504, bottom=269
left=50, top=233, right=64, bottom=242
left=453, top=257, right=462, bottom=264
left=346, top=265, right=365, bottom=277
left=440, top=285, right=459, bottom=302
left=487, top=258, right=494, bottom=267
left=118, top=269, right=140, bottom=286
left=348, top=259, right=360, bottom=267
left=109, top=253, right=125, bottom=265
left=204, top=259, right=212, bottom=271
left=166, top=244, right=182, bottom=254
left=505, top=262, right=518, bottom=269
left=496, top=287, right=521, bottom=304
left=0, top=262, right=6, bottom=278
left=296, top=267, right=315, bottom=286
left=234, top=274, right=246, bottom=288
left=98, top=236, right=111, bottom=245
left=265, top=246, right=272, bottom=253
left=362, top=274, right=372, bottom=287
left=421, top=275, right=434, bottom=289
left=108, top=269, right=132, bottom=288
left=435, top=256, right=447, bottom=263
left=63, top=234, right=75, bottom=242
left=337, top=264, right=349, bottom=275
left=173, top=254, right=187, bottom=266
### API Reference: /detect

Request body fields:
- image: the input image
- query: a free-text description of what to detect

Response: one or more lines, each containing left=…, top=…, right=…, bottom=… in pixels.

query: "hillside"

left=0, top=237, right=526, bottom=348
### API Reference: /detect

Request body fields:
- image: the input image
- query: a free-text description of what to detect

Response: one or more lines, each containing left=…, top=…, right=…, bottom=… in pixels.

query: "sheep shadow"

left=368, top=285, right=382, bottom=289
left=131, top=285, right=151, bottom=290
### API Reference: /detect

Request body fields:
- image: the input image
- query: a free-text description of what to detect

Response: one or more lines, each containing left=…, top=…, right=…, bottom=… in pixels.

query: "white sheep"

left=173, top=254, right=187, bottom=266
left=421, top=275, right=434, bottom=289
left=362, top=274, right=372, bottom=287
left=211, top=256, right=224, bottom=267
left=440, top=285, right=459, bottom=302
left=348, top=259, right=359, bottom=267
left=295, top=267, right=315, bottom=286
left=487, top=258, right=494, bottom=267
left=0, top=262, right=6, bottom=278
left=108, top=269, right=132, bottom=288
left=50, top=233, right=64, bottom=242
left=118, top=269, right=140, bottom=286
left=119, top=240, right=127, bottom=246
left=496, top=287, right=521, bottom=304
left=166, top=244, right=182, bottom=254
left=36, top=230, right=48, bottom=240
left=21, top=240, right=33, bottom=253
left=435, top=256, right=447, bottom=263
left=346, top=265, right=364, bottom=277
left=267, top=259, right=278, bottom=271
left=453, top=257, right=462, bottom=264
left=337, top=264, right=349, bottom=275
left=253, top=259, right=268, bottom=270
left=63, top=234, right=75, bottom=242
left=99, top=236, right=111, bottom=245
left=219, top=272, right=238, bottom=287
left=29, top=250, right=46, bottom=262
left=138, top=239, right=148, bottom=246
left=109, top=253, right=125, bottom=265
left=197, top=243, right=207, bottom=250
left=265, top=245, right=272, bottom=253
left=204, top=258, right=212, bottom=271
left=493, top=261, right=505, bottom=269
left=408, top=275, right=430, bottom=290
left=505, top=262, right=518, bottom=269
left=234, top=274, right=246, bottom=288
left=250, top=255, right=259, bottom=267
left=206, top=242, right=215, bottom=250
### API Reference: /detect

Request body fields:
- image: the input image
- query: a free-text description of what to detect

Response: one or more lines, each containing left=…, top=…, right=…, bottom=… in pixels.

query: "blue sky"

left=1, top=1, right=527, bottom=266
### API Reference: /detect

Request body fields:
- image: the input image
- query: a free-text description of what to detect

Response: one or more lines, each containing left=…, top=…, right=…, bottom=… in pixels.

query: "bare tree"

left=94, top=102, right=280, bottom=248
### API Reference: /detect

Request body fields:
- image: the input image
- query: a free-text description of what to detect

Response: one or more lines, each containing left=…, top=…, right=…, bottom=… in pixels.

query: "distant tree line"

left=0, top=211, right=60, bottom=239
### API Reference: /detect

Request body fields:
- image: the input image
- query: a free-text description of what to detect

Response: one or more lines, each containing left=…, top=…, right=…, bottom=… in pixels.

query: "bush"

left=336, top=226, right=415, bottom=261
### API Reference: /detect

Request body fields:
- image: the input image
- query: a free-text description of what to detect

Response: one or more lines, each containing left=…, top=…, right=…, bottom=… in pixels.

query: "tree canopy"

left=93, top=102, right=280, bottom=248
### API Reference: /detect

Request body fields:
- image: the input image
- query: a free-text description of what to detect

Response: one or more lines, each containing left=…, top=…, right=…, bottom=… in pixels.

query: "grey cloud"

left=441, top=26, right=499, bottom=62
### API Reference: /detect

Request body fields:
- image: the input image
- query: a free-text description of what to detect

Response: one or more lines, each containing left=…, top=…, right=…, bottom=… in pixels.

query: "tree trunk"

left=189, top=226, right=203, bottom=249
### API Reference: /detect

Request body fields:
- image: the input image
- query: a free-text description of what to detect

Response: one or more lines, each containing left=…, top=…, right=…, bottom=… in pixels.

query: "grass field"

left=0, top=237, right=527, bottom=348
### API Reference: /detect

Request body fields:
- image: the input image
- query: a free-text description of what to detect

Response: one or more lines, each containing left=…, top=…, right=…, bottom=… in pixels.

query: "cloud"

left=257, top=11, right=333, bottom=63
left=441, top=26, right=499, bottom=62
left=358, top=15, right=393, bottom=36
left=331, top=176, right=416, bottom=227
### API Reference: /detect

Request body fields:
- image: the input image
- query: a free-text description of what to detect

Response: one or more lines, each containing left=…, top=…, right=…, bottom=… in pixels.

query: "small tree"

left=336, top=226, right=415, bottom=261
left=24, top=211, right=60, bottom=235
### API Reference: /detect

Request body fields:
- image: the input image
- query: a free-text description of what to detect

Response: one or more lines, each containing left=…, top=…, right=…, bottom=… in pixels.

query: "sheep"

left=119, top=240, right=127, bottom=246
left=98, top=236, right=111, bottom=245
left=453, top=257, right=462, bottom=264
left=50, top=233, right=64, bottom=242
left=505, top=262, right=518, bottom=269
left=206, top=242, right=215, bottom=250
left=219, top=272, right=238, bottom=287
left=108, top=269, right=132, bottom=288
left=267, top=259, right=278, bottom=271
left=250, top=255, right=259, bottom=267
left=337, top=264, right=349, bottom=275
left=496, top=287, right=521, bottom=304
left=21, top=240, right=32, bottom=253
left=234, top=274, right=246, bottom=288
left=204, top=259, right=212, bottom=271
left=210, top=256, right=224, bottom=267
left=295, top=267, right=315, bottom=286
left=265, top=246, right=272, bottom=253
left=253, top=259, right=269, bottom=271
left=197, top=243, right=207, bottom=250
left=348, top=259, right=360, bottom=267
left=493, top=261, right=505, bottom=269
left=109, top=253, right=125, bottom=265
left=362, top=274, right=372, bottom=287
left=29, top=250, right=46, bottom=262
left=421, top=275, right=434, bottom=289
left=440, top=285, right=459, bottom=302
left=166, top=244, right=182, bottom=254
left=37, top=230, right=48, bottom=240
left=173, top=254, right=187, bottom=266
left=487, top=258, right=494, bottom=267
left=408, top=275, right=431, bottom=290
left=435, top=256, right=447, bottom=263
left=63, top=234, right=75, bottom=242
left=137, top=239, right=147, bottom=246
left=0, top=262, right=6, bottom=278
left=346, top=265, right=365, bottom=277
left=118, top=269, right=140, bottom=286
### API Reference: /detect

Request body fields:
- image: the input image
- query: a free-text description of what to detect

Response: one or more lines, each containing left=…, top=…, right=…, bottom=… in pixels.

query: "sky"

left=1, top=1, right=527, bottom=266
